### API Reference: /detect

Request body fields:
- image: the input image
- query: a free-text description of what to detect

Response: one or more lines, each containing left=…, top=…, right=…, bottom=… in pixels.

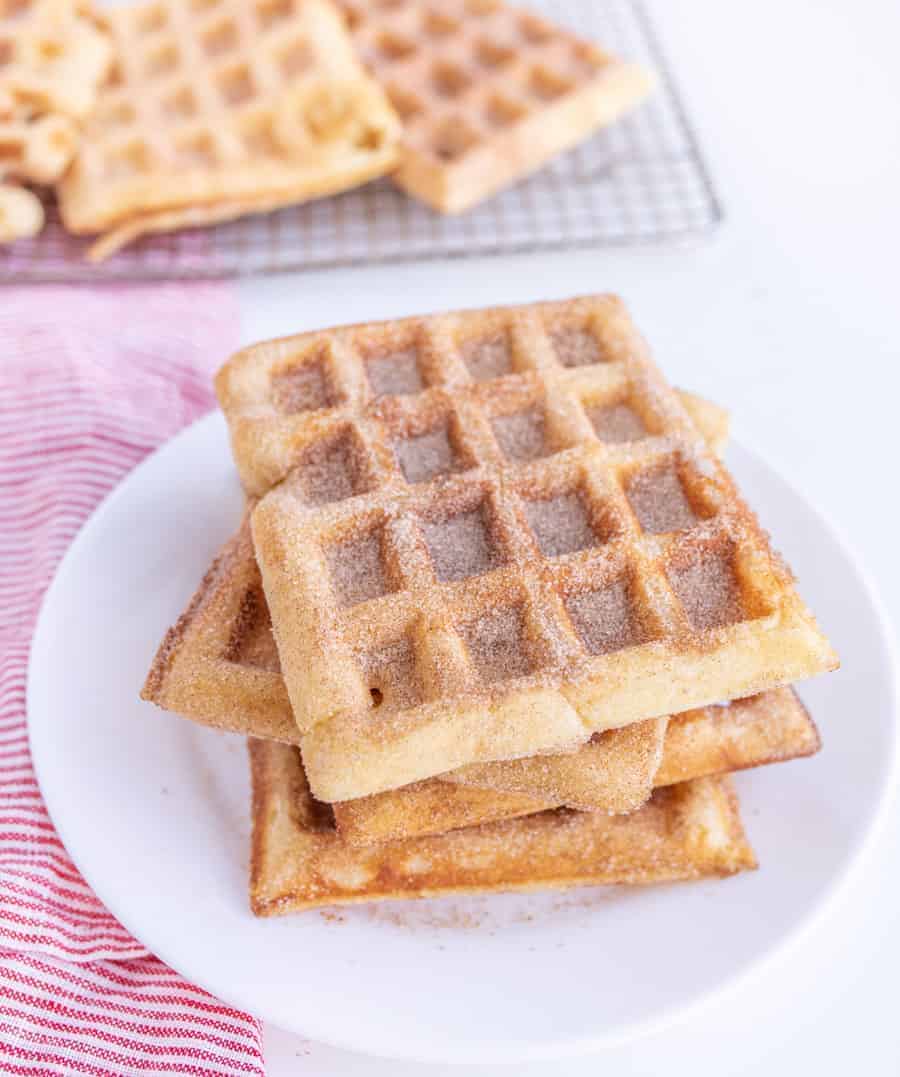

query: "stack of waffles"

left=2, top=0, right=652, bottom=254
left=143, top=295, right=838, bottom=916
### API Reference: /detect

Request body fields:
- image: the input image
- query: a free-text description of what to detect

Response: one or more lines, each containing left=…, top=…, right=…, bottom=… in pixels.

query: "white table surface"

left=234, top=0, right=900, bottom=1072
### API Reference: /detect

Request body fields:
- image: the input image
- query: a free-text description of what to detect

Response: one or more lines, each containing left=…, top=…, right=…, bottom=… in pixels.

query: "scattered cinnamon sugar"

left=461, top=332, right=513, bottom=381
left=327, top=530, right=392, bottom=606
left=549, top=326, right=604, bottom=368
left=625, top=461, right=697, bottom=534
left=525, top=492, right=598, bottom=557
left=272, top=354, right=334, bottom=414
left=394, top=422, right=461, bottom=484
left=588, top=401, right=647, bottom=443
left=422, top=505, right=500, bottom=581
left=668, top=547, right=745, bottom=631
left=492, top=407, right=548, bottom=461
left=298, top=431, right=366, bottom=505
left=460, top=607, right=534, bottom=683
left=566, top=579, right=640, bottom=655
left=366, top=347, right=423, bottom=397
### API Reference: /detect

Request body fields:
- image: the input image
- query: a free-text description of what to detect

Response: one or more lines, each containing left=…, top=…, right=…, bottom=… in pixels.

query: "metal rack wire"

left=0, top=0, right=721, bottom=282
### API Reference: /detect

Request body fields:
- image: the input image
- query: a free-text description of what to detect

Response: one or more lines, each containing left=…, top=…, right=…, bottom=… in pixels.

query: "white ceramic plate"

left=28, top=412, right=898, bottom=1065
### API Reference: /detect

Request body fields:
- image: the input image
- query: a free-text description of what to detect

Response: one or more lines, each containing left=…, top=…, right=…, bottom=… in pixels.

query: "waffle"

left=0, top=182, right=43, bottom=240
left=249, top=739, right=755, bottom=915
left=336, top=687, right=818, bottom=845
left=56, top=0, right=401, bottom=254
left=332, top=0, right=652, bottom=213
left=0, top=0, right=110, bottom=242
left=0, top=0, right=112, bottom=127
left=223, top=296, right=836, bottom=801
left=0, top=111, right=79, bottom=184
left=142, top=386, right=727, bottom=815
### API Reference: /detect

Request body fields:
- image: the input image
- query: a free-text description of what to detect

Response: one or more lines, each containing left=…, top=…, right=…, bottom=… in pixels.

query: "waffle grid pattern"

left=239, top=298, right=835, bottom=800
left=334, top=0, right=649, bottom=211
left=1, top=0, right=720, bottom=280
left=56, top=0, right=399, bottom=235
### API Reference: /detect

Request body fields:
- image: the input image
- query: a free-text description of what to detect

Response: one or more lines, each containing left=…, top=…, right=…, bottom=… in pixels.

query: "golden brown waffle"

left=222, top=296, right=836, bottom=801
left=140, top=504, right=819, bottom=844
left=332, top=0, right=652, bottom=212
left=56, top=0, right=400, bottom=253
left=335, top=688, right=818, bottom=845
left=249, top=738, right=756, bottom=915
left=143, top=387, right=727, bottom=814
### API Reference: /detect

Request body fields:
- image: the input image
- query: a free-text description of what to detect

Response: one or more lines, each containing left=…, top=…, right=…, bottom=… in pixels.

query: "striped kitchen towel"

left=0, top=286, right=266, bottom=1076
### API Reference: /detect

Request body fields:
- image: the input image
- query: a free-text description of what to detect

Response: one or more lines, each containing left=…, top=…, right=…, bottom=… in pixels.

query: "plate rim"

left=26, top=411, right=900, bottom=1063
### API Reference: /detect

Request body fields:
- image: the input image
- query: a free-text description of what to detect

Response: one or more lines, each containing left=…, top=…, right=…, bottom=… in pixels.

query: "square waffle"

left=249, top=739, right=756, bottom=915
left=332, top=0, right=652, bottom=212
left=139, top=538, right=816, bottom=844
left=143, top=387, right=728, bottom=815
left=336, top=688, right=819, bottom=845
left=56, top=0, right=401, bottom=255
left=220, top=295, right=837, bottom=801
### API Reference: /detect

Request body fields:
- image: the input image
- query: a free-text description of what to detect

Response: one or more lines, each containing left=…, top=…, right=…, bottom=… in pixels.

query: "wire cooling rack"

left=1, top=0, right=721, bottom=282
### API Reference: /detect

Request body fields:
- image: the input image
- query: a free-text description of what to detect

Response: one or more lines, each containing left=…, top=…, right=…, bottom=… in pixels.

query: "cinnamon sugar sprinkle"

left=626, top=461, right=697, bottom=534
left=549, top=326, right=604, bottom=368
left=492, top=407, right=549, bottom=461
left=525, top=491, right=598, bottom=557
left=461, top=332, right=513, bottom=382
left=297, top=431, right=366, bottom=505
left=588, top=401, right=647, bottom=443
left=366, top=347, right=423, bottom=397
left=566, top=578, right=641, bottom=655
left=422, top=505, right=500, bottom=581
left=327, top=529, right=392, bottom=606
left=461, top=607, right=534, bottom=683
left=668, top=547, right=745, bottom=631
left=272, top=354, right=334, bottom=414
left=395, top=422, right=461, bottom=484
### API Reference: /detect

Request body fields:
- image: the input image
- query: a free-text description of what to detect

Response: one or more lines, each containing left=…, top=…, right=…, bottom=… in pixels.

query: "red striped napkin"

left=0, top=286, right=266, bottom=1075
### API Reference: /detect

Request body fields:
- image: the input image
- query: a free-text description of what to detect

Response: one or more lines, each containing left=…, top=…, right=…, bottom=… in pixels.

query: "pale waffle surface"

left=336, top=688, right=819, bottom=845
left=0, top=0, right=111, bottom=241
left=56, top=0, right=400, bottom=251
left=0, top=0, right=111, bottom=127
left=333, top=0, right=652, bottom=212
left=222, top=296, right=837, bottom=801
left=249, top=739, right=756, bottom=915
left=142, top=387, right=727, bottom=813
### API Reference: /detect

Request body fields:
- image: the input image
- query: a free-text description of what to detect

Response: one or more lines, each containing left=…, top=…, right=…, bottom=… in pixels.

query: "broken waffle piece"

left=333, top=0, right=653, bottom=212
left=337, top=687, right=818, bottom=845
left=0, top=0, right=112, bottom=126
left=0, top=182, right=43, bottom=241
left=0, top=0, right=112, bottom=242
left=56, top=0, right=401, bottom=253
left=249, top=739, right=756, bottom=916
left=224, top=295, right=836, bottom=800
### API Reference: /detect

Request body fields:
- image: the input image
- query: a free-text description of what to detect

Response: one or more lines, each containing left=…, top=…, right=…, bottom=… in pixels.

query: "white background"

left=236, top=0, right=899, bottom=1072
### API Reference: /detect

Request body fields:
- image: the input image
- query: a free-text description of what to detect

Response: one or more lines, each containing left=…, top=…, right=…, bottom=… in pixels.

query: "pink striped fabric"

left=0, top=286, right=265, bottom=1075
